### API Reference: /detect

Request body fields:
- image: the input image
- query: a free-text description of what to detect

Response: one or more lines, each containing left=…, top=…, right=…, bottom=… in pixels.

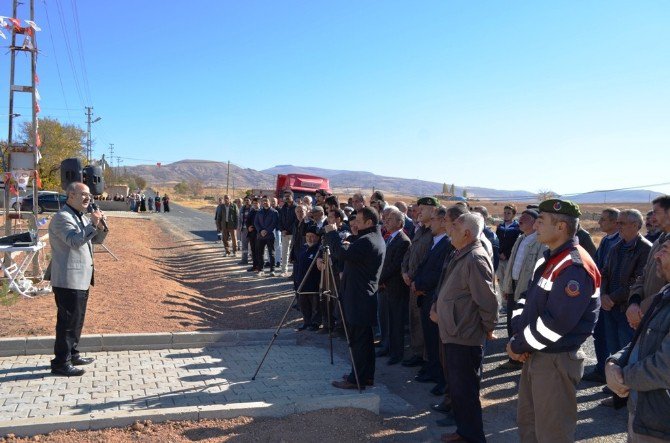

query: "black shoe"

left=402, top=355, right=425, bottom=367
left=238, top=260, right=249, bottom=265
left=602, top=385, right=613, bottom=395
left=51, top=363, right=85, bottom=377
left=376, top=348, right=389, bottom=358
left=246, top=267, right=259, bottom=272
left=71, top=356, right=94, bottom=366
left=431, top=401, right=452, bottom=414
left=436, top=412, right=456, bottom=427
left=430, top=382, right=447, bottom=396
left=582, top=370, right=606, bottom=384
left=415, top=373, right=438, bottom=383
left=296, top=324, right=308, bottom=331
left=387, top=357, right=401, bottom=366
left=265, top=261, right=271, bottom=267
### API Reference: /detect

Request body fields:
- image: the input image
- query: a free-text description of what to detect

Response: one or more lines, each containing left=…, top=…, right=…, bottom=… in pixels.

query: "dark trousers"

left=299, top=294, right=321, bottom=327
left=444, top=343, right=486, bottom=443
left=593, top=308, right=608, bottom=374
left=506, top=296, right=516, bottom=339
left=248, top=230, right=260, bottom=269
left=347, top=324, right=375, bottom=385
left=52, top=287, right=89, bottom=367
left=387, top=292, right=408, bottom=359
left=420, top=296, right=443, bottom=379
left=256, top=235, right=275, bottom=270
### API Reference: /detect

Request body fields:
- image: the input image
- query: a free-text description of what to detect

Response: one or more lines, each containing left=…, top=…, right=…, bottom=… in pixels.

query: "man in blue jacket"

left=254, top=196, right=279, bottom=276
left=326, top=206, right=385, bottom=390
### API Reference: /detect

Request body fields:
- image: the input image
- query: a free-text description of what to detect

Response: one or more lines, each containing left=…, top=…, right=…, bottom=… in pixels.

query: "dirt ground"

left=0, top=215, right=299, bottom=337
left=2, top=408, right=402, bottom=443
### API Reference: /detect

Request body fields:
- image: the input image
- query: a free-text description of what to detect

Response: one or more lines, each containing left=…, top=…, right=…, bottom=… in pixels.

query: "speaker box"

left=83, top=165, right=105, bottom=195
left=60, top=158, right=83, bottom=190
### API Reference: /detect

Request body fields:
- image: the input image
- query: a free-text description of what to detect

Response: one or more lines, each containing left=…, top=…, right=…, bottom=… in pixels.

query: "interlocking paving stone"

left=0, top=343, right=400, bottom=426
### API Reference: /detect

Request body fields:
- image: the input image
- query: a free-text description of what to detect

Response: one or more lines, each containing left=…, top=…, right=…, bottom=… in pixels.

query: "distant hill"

left=567, top=190, right=662, bottom=204
left=263, top=165, right=537, bottom=200
left=120, top=160, right=660, bottom=202
left=124, top=159, right=275, bottom=189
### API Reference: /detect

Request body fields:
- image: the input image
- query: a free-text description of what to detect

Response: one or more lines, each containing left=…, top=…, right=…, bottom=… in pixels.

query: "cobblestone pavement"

left=0, top=343, right=409, bottom=425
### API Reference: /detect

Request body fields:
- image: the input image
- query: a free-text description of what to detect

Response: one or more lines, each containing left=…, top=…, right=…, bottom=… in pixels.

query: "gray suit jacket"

left=47, top=204, right=108, bottom=290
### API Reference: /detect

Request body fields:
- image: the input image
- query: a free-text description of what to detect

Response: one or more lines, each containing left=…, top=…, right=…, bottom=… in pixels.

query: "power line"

left=42, top=0, right=72, bottom=121
left=69, top=0, right=92, bottom=105
left=53, top=0, right=85, bottom=107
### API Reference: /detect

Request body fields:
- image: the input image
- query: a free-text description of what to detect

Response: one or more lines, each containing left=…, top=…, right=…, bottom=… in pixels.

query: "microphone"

left=88, top=202, right=109, bottom=232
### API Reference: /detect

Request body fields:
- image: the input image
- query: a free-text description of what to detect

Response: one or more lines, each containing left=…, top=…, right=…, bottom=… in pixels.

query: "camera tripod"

left=251, top=244, right=362, bottom=392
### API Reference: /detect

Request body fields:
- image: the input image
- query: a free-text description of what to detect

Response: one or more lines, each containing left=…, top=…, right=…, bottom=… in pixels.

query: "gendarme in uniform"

left=508, top=199, right=601, bottom=443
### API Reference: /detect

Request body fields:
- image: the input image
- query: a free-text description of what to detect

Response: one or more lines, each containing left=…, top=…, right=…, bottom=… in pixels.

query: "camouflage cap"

left=417, top=196, right=439, bottom=206
left=538, top=199, right=581, bottom=218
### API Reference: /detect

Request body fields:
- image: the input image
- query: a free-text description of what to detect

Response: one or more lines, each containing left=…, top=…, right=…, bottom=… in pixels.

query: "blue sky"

left=1, top=1, right=669, bottom=195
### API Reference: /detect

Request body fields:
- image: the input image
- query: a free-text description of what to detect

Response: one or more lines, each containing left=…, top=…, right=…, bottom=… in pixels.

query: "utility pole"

left=4, top=0, right=39, bottom=237
left=85, top=106, right=101, bottom=163
left=226, top=160, right=231, bottom=194
left=108, top=143, right=114, bottom=184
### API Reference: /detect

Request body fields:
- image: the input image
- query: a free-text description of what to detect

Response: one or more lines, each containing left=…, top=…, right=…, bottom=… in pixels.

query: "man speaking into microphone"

left=47, top=182, right=108, bottom=376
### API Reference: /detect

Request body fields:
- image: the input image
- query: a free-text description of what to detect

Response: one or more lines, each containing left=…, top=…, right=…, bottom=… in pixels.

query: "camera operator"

left=47, top=182, right=108, bottom=377
left=325, top=206, right=385, bottom=389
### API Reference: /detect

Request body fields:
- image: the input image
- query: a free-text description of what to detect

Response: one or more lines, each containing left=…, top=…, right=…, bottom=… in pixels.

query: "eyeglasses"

left=76, top=192, right=92, bottom=198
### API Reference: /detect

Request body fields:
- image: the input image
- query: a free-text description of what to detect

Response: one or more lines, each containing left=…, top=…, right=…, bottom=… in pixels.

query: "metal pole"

left=4, top=0, right=20, bottom=237
left=226, top=160, right=230, bottom=195
left=108, top=143, right=114, bottom=183
left=85, top=106, right=93, bottom=163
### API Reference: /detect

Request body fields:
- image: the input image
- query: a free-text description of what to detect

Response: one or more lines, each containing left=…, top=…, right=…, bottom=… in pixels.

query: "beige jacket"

left=436, top=239, right=498, bottom=346
left=502, top=232, right=547, bottom=301
left=401, top=225, right=432, bottom=279
left=629, top=232, right=668, bottom=313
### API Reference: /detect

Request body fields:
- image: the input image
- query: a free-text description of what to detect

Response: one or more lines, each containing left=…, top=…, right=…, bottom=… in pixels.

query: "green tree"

left=134, top=175, right=147, bottom=190
left=450, top=184, right=455, bottom=195
left=19, top=118, right=86, bottom=190
left=189, top=179, right=204, bottom=196
left=442, top=183, right=448, bottom=194
left=174, top=181, right=189, bottom=195
left=462, top=189, right=468, bottom=198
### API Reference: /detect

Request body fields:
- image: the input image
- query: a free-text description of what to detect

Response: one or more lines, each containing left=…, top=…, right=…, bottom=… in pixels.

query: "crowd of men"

left=214, top=191, right=670, bottom=442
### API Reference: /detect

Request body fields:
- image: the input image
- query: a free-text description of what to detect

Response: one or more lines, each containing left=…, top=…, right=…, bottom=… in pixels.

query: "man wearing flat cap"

left=506, top=199, right=601, bottom=442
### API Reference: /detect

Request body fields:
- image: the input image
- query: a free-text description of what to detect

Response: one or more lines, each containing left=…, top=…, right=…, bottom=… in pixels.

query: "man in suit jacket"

left=377, top=207, right=411, bottom=365
left=325, top=206, right=385, bottom=390
left=48, top=182, right=108, bottom=376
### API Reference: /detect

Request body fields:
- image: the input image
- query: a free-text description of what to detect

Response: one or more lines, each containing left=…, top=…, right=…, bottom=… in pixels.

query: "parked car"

left=20, top=192, right=68, bottom=213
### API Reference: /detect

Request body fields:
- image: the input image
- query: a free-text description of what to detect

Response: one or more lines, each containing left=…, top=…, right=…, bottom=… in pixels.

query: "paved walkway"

left=0, top=341, right=410, bottom=436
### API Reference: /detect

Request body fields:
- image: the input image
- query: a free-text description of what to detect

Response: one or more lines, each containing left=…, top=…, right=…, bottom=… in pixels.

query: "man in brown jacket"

left=435, top=212, right=498, bottom=443
left=400, top=196, right=439, bottom=368
left=626, top=195, right=670, bottom=328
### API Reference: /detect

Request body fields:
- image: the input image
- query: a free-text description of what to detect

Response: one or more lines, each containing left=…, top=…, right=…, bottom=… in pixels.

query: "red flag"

left=36, top=131, right=41, bottom=147
left=34, top=73, right=40, bottom=84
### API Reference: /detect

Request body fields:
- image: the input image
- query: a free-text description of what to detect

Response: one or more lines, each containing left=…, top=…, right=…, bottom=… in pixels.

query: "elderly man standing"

left=401, top=197, right=439, bottom=368
left=606, top=241, right=670, bottom=442
left=600, top=209, right=652, bottom=407
left=48, top=182, right=108, bottom=376
left=254, top=196, right=279, bottom=276
left=507, top=199, right=601, bottom=443
left=627, top=196, right=670, bottom=329
left=377, top=207, right=410, bottom=365
left=499, top=209, right=545, bottom=370
left=436, top=212, right=498, bottom=443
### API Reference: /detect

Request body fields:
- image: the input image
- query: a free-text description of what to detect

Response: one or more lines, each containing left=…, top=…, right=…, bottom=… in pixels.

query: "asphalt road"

left=159, top=202, right=219, bottom=242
